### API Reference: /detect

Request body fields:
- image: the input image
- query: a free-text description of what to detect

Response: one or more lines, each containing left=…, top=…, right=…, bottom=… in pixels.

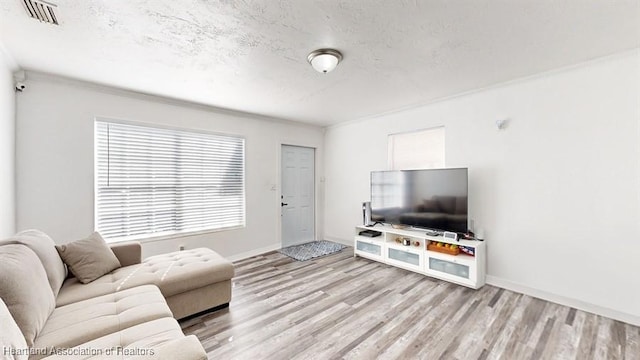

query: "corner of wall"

left=0, top=42, right=17, bottom=237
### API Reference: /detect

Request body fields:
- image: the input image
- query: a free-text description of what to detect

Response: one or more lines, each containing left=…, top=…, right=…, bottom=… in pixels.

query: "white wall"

left=0, top=46, right=16, bottom=238
left=324, top=50, right=640, bottom=325
left=16, top=73, right=325, bottom=260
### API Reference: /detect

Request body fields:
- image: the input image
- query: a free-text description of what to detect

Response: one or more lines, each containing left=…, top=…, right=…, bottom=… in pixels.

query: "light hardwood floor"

left=180, top=247, right=639, bottom=360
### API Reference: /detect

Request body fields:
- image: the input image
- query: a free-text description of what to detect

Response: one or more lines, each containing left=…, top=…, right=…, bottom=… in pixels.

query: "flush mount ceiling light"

left=307, top=49, right=343, bottom=74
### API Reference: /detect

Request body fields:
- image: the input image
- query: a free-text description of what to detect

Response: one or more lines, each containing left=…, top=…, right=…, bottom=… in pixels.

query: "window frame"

left=93, top=118, right=246, bottom=243
left=388, top=126, right=445, bottom=170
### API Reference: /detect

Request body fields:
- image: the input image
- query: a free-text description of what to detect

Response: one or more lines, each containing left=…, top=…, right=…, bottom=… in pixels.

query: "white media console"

left=354, top=225, right=486, bottom=289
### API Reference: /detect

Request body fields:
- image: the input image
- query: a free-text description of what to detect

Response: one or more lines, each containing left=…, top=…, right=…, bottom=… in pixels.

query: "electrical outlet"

left=179, top=245, right=185, bottom=251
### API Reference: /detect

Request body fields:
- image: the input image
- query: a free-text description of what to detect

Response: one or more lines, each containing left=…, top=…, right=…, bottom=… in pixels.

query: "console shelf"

left=354, top=225, right=486, bottom=289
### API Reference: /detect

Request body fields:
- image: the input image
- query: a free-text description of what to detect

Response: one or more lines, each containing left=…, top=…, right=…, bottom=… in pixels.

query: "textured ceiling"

left=1, top=0, right=639, bottom=126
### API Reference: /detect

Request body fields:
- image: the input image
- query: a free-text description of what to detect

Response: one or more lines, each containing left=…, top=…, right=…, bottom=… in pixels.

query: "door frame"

left=277, top=142, right=318, bottom=248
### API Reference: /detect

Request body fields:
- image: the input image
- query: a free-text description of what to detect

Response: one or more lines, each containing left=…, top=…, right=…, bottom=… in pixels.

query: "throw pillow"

left=55, top=232, right=121, bottom=284
left=0, top=244, right=56, bottom=347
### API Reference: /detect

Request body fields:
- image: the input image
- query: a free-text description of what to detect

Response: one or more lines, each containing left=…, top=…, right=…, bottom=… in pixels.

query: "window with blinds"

left=95, top=120, right=245, bottom=241
left=377, top=127, right=445, bottom=210
left=388, top=127, right=445, bottom=170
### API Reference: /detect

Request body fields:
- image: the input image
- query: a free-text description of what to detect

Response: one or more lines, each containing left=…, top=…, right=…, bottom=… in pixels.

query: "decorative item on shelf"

left=443, top=231, right=458, bottom=242
left=395, top=237, right=402, bottom=244
left=460, top=246, right=476, bottom=257
left=402, top=238, right=411, bottom=246
left=461, top=232, right=475, bottom=240
left=427, top=241, right=460, bottom=255
left=413, top=240, right=420, bottom=247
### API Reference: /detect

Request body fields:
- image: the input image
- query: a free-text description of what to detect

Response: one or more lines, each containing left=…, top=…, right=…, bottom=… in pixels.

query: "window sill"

left=104, top=225, right=245, bottom=245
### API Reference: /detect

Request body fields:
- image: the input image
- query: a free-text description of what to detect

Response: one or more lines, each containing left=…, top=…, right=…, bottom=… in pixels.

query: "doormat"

left=279, top=240, right=346, bottom=261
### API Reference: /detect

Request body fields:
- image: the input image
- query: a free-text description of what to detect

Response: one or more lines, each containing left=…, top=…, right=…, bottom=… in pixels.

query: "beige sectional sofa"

left=0, top=230, right=235, bottom=359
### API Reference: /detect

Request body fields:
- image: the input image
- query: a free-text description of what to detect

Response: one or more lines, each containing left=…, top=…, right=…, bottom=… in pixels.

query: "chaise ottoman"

left=143, top=248, right=235, bottom=319
left=57, top=246, right=235, bottom=319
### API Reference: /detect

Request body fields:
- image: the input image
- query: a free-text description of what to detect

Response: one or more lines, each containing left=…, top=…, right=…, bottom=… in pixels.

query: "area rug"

left=279, top=240, right=346, bottom=261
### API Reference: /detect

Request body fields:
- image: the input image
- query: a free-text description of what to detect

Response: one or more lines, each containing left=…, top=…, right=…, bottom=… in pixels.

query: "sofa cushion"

left=41, top=318, right=207, bottom=360
left=56, top=264, right=151, bottom=306
left=32, top=285, right=173, bottom=360
left=56, top=248, right=234, bottom=307
left=40, top=318, right=206, bottom=360
left=0, top=244, right=56, bottom=347
left=143, top=248, right=235, bottom=297
left=5, top=229, right=68, bottom=297
left=56, top=232, right=121, bottom=284
left=109, top=241, right=142, bottom=267
left=0, top=297, right=29, bottom=360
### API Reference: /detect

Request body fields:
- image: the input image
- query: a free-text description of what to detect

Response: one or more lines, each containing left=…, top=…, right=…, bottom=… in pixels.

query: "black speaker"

left=362, top=201, right=372, bottom=226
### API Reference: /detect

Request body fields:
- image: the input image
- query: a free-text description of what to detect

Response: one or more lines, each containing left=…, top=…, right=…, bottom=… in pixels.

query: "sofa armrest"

left=131, top=335, right=207, bottom=360
left=110, top=242, right=142, bottom=266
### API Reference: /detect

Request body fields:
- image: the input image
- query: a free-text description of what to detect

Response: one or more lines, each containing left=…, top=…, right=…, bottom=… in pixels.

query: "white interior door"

left=281, top=145, right=315, bottom=247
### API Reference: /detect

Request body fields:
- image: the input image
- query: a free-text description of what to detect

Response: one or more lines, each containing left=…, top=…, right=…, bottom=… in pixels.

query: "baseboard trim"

left=227, top=242, right=281, bottom=262
left=284, top=239, right=314, bottom=247
left=325, top=236, right=352, bottom=247
left=486, top=275, right=640, bottom=326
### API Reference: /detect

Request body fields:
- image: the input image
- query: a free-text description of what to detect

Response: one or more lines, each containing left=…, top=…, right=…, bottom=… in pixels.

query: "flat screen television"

left=370, top=168, right=468, bottom=233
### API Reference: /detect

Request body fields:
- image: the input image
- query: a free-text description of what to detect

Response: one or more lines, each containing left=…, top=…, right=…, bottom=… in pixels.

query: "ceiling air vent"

left=22, top=0, right=59, bottom=25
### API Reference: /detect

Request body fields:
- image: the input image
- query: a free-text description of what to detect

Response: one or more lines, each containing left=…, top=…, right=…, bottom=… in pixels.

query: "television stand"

left=353, top=224, right=486, bottom=289
left=366, top=222, right=384, bottom=227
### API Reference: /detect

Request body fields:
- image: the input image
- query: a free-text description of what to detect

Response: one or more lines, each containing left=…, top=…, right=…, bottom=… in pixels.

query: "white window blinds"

left=95, top=120, right=245, bottom=241
left=388, top=127, right=445, bottom=170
